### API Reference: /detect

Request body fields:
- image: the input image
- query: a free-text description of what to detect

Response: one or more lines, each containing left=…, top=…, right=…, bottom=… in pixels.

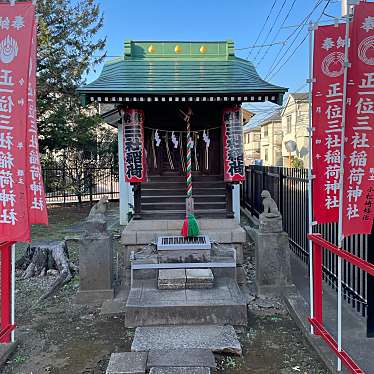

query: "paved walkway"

left=288, top=252, right=373, bottom=374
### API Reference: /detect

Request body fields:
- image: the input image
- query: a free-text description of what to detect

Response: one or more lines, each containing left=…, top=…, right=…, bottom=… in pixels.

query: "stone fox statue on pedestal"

left=88, top=195, right=109, bottom=221
left=261, top=190, right=280, bottom=217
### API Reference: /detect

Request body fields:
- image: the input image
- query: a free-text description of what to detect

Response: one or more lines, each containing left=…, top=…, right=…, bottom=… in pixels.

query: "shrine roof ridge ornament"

left=77, top=40, right=288, bottom=105
left=123, top=40, right=235, bottom=60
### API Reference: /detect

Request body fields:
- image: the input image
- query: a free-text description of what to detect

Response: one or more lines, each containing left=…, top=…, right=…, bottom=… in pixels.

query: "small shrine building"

left=78, top=40, right=287, bottom=224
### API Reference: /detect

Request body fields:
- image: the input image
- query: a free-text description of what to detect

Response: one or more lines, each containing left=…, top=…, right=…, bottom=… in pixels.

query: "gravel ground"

left=1, top=207, right=329, bottom=374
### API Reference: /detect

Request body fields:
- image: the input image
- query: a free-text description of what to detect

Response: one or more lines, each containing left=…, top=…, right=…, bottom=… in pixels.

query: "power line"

left=255, top=0, right=297, bottom=67
left=267, top=0, right=332, bottom=81
left=264, top=0, right=325, bottom=80
left=253, top=0, right=288, bottom=64
left=246, top=0, right=278, bottom=60
left=235, top=40, right=286, bottom=51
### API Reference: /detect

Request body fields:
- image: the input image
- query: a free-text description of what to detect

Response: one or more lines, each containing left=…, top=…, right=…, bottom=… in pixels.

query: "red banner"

left=122, top=108, right=146, bottom=183
left=312, top=24, right=346, bottom=224
left=342, top=2, right=374, bottom=237
left=26, top=19, right=48, bottom=225
left=0, top=3, right=35, bottom=242
left=222, top=108, right=245, bottom=182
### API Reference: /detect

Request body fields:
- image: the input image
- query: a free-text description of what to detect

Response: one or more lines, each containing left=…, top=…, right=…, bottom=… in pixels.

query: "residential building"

left=260, top=110, right=283, bottom=166
left=243, top=126, right=261, bottom=165
left=281, top=93, right=309, bottom=168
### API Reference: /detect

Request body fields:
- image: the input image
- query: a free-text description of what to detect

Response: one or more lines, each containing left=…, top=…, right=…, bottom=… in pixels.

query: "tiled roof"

left=78, top=40, right=287, bottom=104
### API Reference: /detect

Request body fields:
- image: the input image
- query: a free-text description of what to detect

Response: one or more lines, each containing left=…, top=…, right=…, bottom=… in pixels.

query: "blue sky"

left=86, top=0, right=342, bottom=124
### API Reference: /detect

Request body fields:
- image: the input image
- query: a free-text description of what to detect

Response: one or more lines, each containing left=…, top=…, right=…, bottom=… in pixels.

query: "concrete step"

left=142, top=202, right=226, bottom=211
left=131, top=325, right=242, bottom=355
left=139, top=210, right=227, bottom=220
left=143, top=181, right=224, bottom=189
left=125, top=278, right=247, bottom=327
left=142, top=188, right=225, bottom=196
left=147, top=349, right=216, bottom=369
left=141, top=195, right=225, bottom=203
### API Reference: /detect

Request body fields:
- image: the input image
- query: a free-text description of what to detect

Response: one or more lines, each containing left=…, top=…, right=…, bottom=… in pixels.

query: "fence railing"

left=42, top=166, right=119, bottom=204
left=241, top=165, right=370, bottom=317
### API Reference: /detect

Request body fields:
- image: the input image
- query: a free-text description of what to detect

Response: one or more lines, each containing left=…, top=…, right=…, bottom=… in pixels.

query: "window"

left=286, top=115, right=292, bottom=133
left=264, top=148, right=268, bottom=161
left=264, top=125, right=268, bottom=137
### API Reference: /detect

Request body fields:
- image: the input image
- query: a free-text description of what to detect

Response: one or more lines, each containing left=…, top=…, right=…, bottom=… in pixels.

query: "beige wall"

left=281, top=96, right=309, bottom=168
left=243, top=129, right=261, bottom=165
left=260, top=120, right=283, bottom=166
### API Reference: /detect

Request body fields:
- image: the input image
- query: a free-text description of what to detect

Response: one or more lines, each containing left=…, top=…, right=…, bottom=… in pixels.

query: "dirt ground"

left=1, top=204, right=329, bottom=374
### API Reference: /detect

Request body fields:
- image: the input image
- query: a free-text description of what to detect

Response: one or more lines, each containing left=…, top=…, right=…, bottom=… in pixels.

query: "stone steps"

left=106, top=349, right=215, bottom=374
left=125, top=278, right=247, bottom=327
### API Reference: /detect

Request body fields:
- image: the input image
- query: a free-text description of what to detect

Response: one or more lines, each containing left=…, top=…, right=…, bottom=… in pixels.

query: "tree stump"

left=16, top=240, right=78, bottom=301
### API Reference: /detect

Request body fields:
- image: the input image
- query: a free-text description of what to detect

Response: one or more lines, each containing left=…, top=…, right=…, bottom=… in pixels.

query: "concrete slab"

left=125, top=278, right=247, bottom=327
left=131, top=325, right=242, bottom=356
left=158, top=269, right=186, bottom=290
left=149, top=368, right=210, bottom=374
left=106, top=352, right=148, bottom=374
left=186, top=269, right=214, bottom=289
left=147, top=349, right=216, bottom=368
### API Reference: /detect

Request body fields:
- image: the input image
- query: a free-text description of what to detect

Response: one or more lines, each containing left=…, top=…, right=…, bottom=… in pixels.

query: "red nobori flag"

left=122, top=108, right=146, bottom=183
left=0, top=3, right=35, bottom=242
left=342, top=2, right=374, bottom=237
left=222, top=108, right=245, bottom=183
left=26, top=19, right=48, bottom=225
left=312, top=23, right=346, bottom=224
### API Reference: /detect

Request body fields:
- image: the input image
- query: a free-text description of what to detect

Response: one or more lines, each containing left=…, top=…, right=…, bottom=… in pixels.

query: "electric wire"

left=246, top=0, right=278, bottom=59
left=267, top=0, right=332, bottom=81
left=255, top=0, right=297, bottom=67
left=264, top=0, right=325, bottom=79
left=253, top=0, right=288, bottom=64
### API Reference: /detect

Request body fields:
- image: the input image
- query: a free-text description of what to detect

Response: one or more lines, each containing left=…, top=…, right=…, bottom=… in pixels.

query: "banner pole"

left=307, top=21, right=315, bottom=335
left=336, top=3, right=352, bottom=371
left=11, top=244, right=15, bottom=343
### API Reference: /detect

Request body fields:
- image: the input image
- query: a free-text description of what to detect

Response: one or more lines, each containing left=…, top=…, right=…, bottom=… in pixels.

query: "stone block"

left=158, top=269, right=186, bottom=290
left=253, top=228, right=293, bottom=297
left=121, top=231, right=137, bottom=245
left=207, top=231, right=231, bottom=243
left=147, top=349, right=216, bottom=368
left=186, top=269, right=214, bottom=289
left=149, top=368, right=210, bottom=374
left=106, top=352, right=148, bottom=374
left=133, top=257, right=159, bottom=280
left=78, top=231, right=113, bottom=304
left=132, top=325, right=242, bottom=356
left=231, top=227, right=246, bottom=243
left=167, top=220, right=185, bottom=230
left=199, top=219, right=237, bottom=230
left=159, top=249, right=210, bottom=264
left=259, top=213, right=283, bottom=233
left=137, top=231, right=157, bottom=245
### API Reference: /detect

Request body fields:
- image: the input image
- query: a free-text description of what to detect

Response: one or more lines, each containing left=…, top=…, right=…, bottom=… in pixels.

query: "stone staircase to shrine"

left=141, top=173, right=227, bottom=219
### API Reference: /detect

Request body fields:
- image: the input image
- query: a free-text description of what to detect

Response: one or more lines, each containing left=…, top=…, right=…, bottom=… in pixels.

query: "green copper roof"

left=78, top=40, right=287, bottom=103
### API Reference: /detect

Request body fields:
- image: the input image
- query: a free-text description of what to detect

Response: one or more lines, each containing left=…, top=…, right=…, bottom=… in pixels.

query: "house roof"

left=290, top=92, right=308, bottom=102
left=259, top=110, right=281, bottom=126
left=78, top=40, right=287, bottom=105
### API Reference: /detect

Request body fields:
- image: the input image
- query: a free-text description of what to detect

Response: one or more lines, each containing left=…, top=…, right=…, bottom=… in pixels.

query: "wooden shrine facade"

left=78, top=40, right=287, bottom=220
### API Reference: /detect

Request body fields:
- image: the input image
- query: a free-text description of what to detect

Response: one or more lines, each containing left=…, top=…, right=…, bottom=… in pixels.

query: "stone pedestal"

left=249, top=217, right=292, bottom=297
left=76, top=219, right=114, bottom=304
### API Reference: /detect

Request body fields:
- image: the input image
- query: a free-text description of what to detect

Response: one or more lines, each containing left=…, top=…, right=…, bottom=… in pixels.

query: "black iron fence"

left=42, top=166, right=119, bottom=204
left=241, top=165, right=370, bottom=317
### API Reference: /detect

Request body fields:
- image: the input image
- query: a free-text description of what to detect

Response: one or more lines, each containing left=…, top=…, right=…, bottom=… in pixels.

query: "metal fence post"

left=279, top=167, right=284, bottom=216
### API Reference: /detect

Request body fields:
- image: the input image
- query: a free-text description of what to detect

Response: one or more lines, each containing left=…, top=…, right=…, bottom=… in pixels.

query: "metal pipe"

left=307, top=21, right=315, bottom=335
left=336, top=3, right=353, bottom=370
